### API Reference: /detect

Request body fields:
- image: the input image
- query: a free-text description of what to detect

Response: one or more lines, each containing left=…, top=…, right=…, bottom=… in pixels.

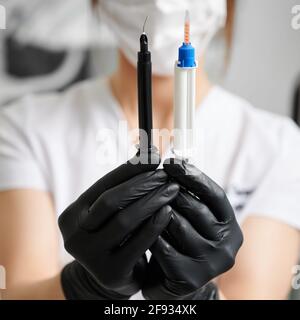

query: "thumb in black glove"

left=142, top=158, right=243, bottom=300
left=59, top=151, right=180, bottom=300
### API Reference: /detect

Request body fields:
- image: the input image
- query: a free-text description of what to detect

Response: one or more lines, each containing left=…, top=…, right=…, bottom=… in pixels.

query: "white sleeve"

left=240, top=118, right=300, bottom=229
left=0, top=99, right=49, bottom=191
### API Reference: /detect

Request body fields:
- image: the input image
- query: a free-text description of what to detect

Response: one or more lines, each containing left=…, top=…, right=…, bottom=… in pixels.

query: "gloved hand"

left=58, top=151, right=180, bottom=300
left=142, top=158, right=243, bottom=300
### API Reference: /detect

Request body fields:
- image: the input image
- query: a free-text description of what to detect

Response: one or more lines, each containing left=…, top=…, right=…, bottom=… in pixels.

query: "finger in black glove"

left=59, top=152, right=180, bottom=300
left=142, top=158, right=243, bottom=300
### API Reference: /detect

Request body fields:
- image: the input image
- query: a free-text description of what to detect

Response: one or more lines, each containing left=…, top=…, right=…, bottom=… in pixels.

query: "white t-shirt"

left=1, top=77, right=300, bottom=298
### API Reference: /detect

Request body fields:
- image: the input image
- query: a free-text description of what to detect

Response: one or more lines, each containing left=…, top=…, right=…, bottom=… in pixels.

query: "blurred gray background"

left=223, top=0, right=300, bottom=117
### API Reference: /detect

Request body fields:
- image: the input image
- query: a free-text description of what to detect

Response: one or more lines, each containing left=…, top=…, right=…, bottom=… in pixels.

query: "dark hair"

left=92, top=0, right=235, bottom=52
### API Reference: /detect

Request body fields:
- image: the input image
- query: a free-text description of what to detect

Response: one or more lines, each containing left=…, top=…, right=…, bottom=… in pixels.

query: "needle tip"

left=143, top=16, right=149, bottom=34
left=185, top=10, right=190, bottom=23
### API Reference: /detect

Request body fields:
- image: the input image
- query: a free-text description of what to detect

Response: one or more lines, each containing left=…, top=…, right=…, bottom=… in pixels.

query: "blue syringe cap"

left=177, top=43, right=196, bottom=68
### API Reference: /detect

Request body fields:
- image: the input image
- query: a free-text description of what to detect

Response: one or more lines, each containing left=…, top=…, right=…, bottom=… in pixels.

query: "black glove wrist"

left=61, top=261, right=131, bottom=300
left=184, top=282, right=219, bottom=300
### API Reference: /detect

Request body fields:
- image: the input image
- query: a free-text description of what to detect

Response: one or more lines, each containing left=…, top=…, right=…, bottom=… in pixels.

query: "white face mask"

left=98, top=0, right=227, bottom=76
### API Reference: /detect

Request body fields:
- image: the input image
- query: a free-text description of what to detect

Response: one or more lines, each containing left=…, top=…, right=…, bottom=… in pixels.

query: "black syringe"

left=137, top=18, right=153, bottom=152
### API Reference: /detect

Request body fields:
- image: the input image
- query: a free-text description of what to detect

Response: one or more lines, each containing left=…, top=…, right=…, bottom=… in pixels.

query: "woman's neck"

left=109, top=51, right=212, bottom=152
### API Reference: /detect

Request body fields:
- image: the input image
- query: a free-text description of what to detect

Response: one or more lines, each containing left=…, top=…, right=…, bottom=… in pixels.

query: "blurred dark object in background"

left=292, top=76, right=300, bottom=126
left=5, top=36, right=90, bottom=89
left=6, top=36, right=66, bottom=78
left=0, top=0, right=96, bottom=106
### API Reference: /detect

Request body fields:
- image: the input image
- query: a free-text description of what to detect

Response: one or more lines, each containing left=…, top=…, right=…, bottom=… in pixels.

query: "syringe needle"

left=184, top=10, right=190, bottom=44
left=142, top=16, right=148, bottom=34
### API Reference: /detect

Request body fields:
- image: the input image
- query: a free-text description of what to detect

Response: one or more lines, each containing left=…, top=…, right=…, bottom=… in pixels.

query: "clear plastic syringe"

left=173, top=10, right=197, bottom=160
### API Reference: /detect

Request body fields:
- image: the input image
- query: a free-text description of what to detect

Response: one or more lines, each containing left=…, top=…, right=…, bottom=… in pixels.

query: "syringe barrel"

left=173, top=63, right=197, bottom=159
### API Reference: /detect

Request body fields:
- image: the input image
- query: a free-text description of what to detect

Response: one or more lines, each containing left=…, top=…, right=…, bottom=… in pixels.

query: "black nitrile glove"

left=142, top=158, right=243, bottom=300
left=59, top=152, right=180, bottom=300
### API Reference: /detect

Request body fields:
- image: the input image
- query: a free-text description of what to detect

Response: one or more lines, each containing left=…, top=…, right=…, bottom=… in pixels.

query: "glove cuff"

left=184, top=282, right=219, bottom=300
left=61, top=261, right=131, bottom=300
